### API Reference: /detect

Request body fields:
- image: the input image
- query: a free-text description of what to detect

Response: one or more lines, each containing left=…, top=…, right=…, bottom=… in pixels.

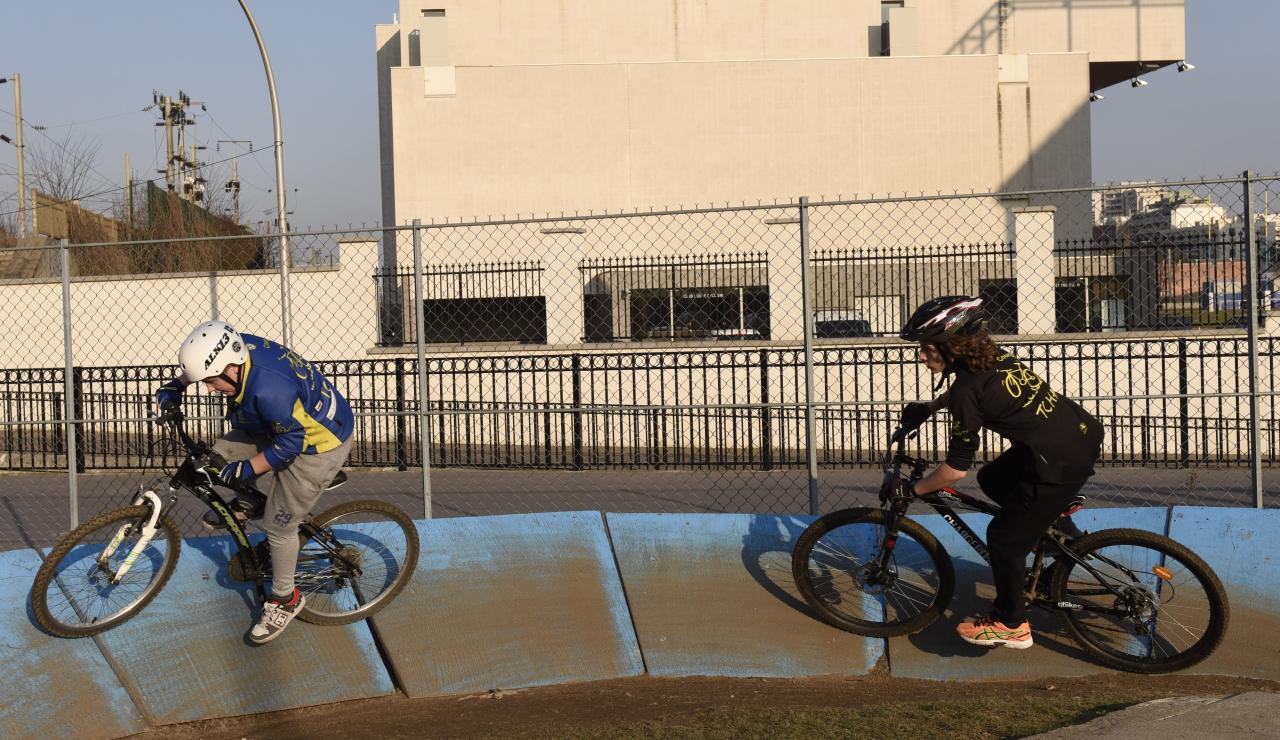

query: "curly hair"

left=937, top=327, right=1000, bottom=373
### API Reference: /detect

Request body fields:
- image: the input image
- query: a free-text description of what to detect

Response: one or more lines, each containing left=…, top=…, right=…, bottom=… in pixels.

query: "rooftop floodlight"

left=1177, top=60, right=1196, bottom=72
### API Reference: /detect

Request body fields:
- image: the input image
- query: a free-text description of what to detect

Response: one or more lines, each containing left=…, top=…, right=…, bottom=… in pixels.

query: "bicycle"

left=30, top=416, right=420, bottom=638
left=791, top=428, right=1229, bottom=674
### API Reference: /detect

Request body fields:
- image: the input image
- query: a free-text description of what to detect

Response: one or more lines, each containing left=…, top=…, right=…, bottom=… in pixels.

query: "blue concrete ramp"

left=370, top=511, right=644, bottom=698
left=92, top=534, right=395, bottom=725
left=1168, top=506, right=1280, bottom=679
left=0, top=548, right=145, bottom=740
left=887, top=507, right=1168, bottom=680
left=606, top=513, right=883, bottom=677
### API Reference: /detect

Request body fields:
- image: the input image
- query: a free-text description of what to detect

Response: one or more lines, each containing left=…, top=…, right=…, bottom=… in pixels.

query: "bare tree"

left=25, top=130, right=104, bottom=205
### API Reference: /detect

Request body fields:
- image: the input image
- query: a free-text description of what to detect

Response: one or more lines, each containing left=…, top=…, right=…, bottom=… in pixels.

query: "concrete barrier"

left=887, top=507, right=1168, bottom=680
left=370, top=511, right=644, bottom=697
left=606, top=512, right=883, bottom=677
left=1168, top=506, right=1280, bottom=679
left=0, top=548, right=145, bottom=740
left=92, top=534, right=395, bottom=725
left=4, top=505, right=1278, bottom=735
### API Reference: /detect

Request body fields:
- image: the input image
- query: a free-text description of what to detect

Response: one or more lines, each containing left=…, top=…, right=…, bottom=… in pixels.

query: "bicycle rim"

left=298, top=504, right=417, bottom=621
left=1054, top=532, right=1227, bottom=672
left=798, top=510, right=951, bottom=635
left=35, top=507, right=179, bottom=636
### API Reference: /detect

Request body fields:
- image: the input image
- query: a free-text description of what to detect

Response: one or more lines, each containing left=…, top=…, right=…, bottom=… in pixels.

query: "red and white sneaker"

left=956, top=616, right=1034, bottom=649
left=249, top=587, right=305, bottom=645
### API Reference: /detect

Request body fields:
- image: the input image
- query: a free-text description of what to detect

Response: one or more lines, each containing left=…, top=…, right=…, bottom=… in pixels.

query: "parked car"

left=814, top=318, right=874, bottom=338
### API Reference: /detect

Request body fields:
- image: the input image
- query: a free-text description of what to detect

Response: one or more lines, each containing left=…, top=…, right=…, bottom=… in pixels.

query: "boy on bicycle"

left=155, top=320, right=354, bottom=644
left=897, top=296, right=1103, bottom=650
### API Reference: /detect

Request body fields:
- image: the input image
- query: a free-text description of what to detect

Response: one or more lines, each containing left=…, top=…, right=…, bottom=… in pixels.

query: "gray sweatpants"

left=214, top=429, right=353, bottom=598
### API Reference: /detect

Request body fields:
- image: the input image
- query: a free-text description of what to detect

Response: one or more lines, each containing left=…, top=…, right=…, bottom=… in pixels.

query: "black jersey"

left=944, top=349, right=1103, bottom=484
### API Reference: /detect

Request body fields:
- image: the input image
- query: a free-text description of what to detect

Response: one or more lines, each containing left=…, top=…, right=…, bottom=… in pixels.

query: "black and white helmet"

left=900, top=296, right=985, bottom=342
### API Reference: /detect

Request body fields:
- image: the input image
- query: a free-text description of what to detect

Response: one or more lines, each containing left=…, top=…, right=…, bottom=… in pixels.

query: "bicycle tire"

left=296, top=499, right=419, bottom=625
left=31, top=505, right=181, bottom=638
left=1050, top=528, right=1229, bottom=674
left=792, top=507, right=955, bottom=638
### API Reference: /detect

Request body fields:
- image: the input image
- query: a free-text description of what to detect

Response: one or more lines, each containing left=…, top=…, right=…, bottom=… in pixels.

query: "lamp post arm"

left=237, top=0, right=292, bottom=345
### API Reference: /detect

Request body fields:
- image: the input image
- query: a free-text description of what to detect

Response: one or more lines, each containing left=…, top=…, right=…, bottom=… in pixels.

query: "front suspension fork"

left=99, top=488, right=165, bottom=584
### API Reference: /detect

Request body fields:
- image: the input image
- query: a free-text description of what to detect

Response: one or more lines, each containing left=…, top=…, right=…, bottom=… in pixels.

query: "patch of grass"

left=529, top=694, right=1144, bottom=740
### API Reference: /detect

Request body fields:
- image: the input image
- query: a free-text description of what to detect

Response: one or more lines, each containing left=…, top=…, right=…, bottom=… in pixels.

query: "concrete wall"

left=384, top=53, right=1092, bottom=226
left=390, top=0, right=1183, bottom=65
left=2, top=502, right=1270, bottom=736
left=0, top=240, right=379, bottom=369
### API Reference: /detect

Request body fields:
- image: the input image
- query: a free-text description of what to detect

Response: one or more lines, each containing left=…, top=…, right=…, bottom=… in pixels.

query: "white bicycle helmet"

left=178, top=320, right=247, bottom=384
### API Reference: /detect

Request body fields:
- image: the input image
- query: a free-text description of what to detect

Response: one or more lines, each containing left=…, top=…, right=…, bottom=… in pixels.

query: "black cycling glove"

left=899, top=402, right=933, bottom=432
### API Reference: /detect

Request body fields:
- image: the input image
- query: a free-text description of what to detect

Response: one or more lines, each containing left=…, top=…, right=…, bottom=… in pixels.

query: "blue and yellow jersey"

left=227, top=334, right=354, bottom=469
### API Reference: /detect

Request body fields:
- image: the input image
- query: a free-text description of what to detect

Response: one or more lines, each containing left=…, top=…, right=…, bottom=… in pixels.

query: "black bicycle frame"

left=151, top=420, right=347, bottom=602
left=874, top=430, right=1117, bottom=613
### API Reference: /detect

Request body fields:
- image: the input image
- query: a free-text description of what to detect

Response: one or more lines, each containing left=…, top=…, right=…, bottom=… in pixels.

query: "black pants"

left=976, top=445, right=1087, bottom=625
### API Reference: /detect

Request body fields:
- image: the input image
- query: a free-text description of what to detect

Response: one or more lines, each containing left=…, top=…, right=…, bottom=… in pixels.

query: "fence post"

left=71, top=366, right=85, bottom=474
left=799, top=198, right=820, bottom=515
left=411, top=219, right=433, bottom=517
left=59, top=239, right=79, bottom=527
left=759, top=349, right=773, bottom=471
left=1177, top=338, right=1190, bottom=468
left=571, top=353, right=584, bottom=470
left=394, top=357, right=408, bottom=471
left=1243, top=172, right=1264, bottom=508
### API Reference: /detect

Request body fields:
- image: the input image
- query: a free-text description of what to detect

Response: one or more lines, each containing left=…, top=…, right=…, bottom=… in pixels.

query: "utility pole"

left=153, top=90, right=201, bottom=199
left=217, top=139, right=251, bottom=224
left=124, top=152, right=133, bottom=232
left=0, top=74, right=26, bottom=236
left=185, top=143, right=207, bottom=203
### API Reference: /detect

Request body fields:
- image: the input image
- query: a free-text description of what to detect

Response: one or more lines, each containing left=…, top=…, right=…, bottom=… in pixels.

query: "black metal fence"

left=3, top=336, right=1274, bottom=473
left=1053, top=236, right=1254, bottom=332
left=580, top=253, right=770, bottom=342
left=812, top=243, right=1017, bottom=336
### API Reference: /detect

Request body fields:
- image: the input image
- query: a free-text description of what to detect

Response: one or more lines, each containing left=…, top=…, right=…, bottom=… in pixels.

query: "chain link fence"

left=2, top=174, right=1277, bottom=550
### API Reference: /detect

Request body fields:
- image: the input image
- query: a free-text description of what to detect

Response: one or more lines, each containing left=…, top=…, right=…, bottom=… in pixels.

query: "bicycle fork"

left=98, top=488, right=166, bottom=585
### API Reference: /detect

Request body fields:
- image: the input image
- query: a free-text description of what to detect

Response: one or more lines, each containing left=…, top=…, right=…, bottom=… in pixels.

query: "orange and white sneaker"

left=956, top=616, right=1033, bottom=649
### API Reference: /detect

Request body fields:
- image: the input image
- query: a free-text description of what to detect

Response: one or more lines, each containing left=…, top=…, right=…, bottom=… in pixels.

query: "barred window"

left=580, top=253, right=769, bottom=342
left=375, top=261, right=546, bottom=345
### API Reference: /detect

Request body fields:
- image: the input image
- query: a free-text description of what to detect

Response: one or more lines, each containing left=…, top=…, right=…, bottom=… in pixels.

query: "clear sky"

left=0, top=1, right=1273, bottom=231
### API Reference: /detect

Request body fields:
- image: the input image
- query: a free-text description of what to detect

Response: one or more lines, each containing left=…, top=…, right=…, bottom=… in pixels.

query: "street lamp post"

left=236, top=0, right=292, bottom=345
left=0, top=74, right=26, bottom=237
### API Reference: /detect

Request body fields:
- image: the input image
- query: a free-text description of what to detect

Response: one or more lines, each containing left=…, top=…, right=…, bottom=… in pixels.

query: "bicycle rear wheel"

left=296, top=500, right=419, bottom=625
left=31, top=505, right=181, bottom=637
left=1050, top=528, right=1229, bottom=674
left=792, top=507, right=954, bottom=637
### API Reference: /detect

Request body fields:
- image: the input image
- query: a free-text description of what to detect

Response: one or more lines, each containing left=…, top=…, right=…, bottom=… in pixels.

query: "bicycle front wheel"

left=1050, top=528, right=1229, bottom=674
left=296, top=500, right=419, bottom=625
left=31, top=505, right=181, bottom=637
left=792, top=507, right=954, bottom=637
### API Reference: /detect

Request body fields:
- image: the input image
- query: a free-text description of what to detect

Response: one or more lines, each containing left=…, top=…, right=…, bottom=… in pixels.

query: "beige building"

left=376, top=0, right=1185, bottom=228
left=373, top=0, right=1185, bottom=345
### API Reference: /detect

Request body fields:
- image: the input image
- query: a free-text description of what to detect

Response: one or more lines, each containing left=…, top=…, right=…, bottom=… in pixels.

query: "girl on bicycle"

left=897, top=296, right=1103, bottom=650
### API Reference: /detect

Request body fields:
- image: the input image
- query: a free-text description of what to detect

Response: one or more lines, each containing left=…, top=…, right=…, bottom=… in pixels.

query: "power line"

left=0, top=105, right=125, bottom=201
left=0, top=143, right=281, bottom=219
left=200, top=109, right=276, bottom=186
left=0, top=104, right=154, bottom=130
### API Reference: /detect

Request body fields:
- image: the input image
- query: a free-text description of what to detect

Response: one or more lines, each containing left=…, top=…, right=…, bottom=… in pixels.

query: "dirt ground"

left=129, top=671, right=1280, bottom=739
